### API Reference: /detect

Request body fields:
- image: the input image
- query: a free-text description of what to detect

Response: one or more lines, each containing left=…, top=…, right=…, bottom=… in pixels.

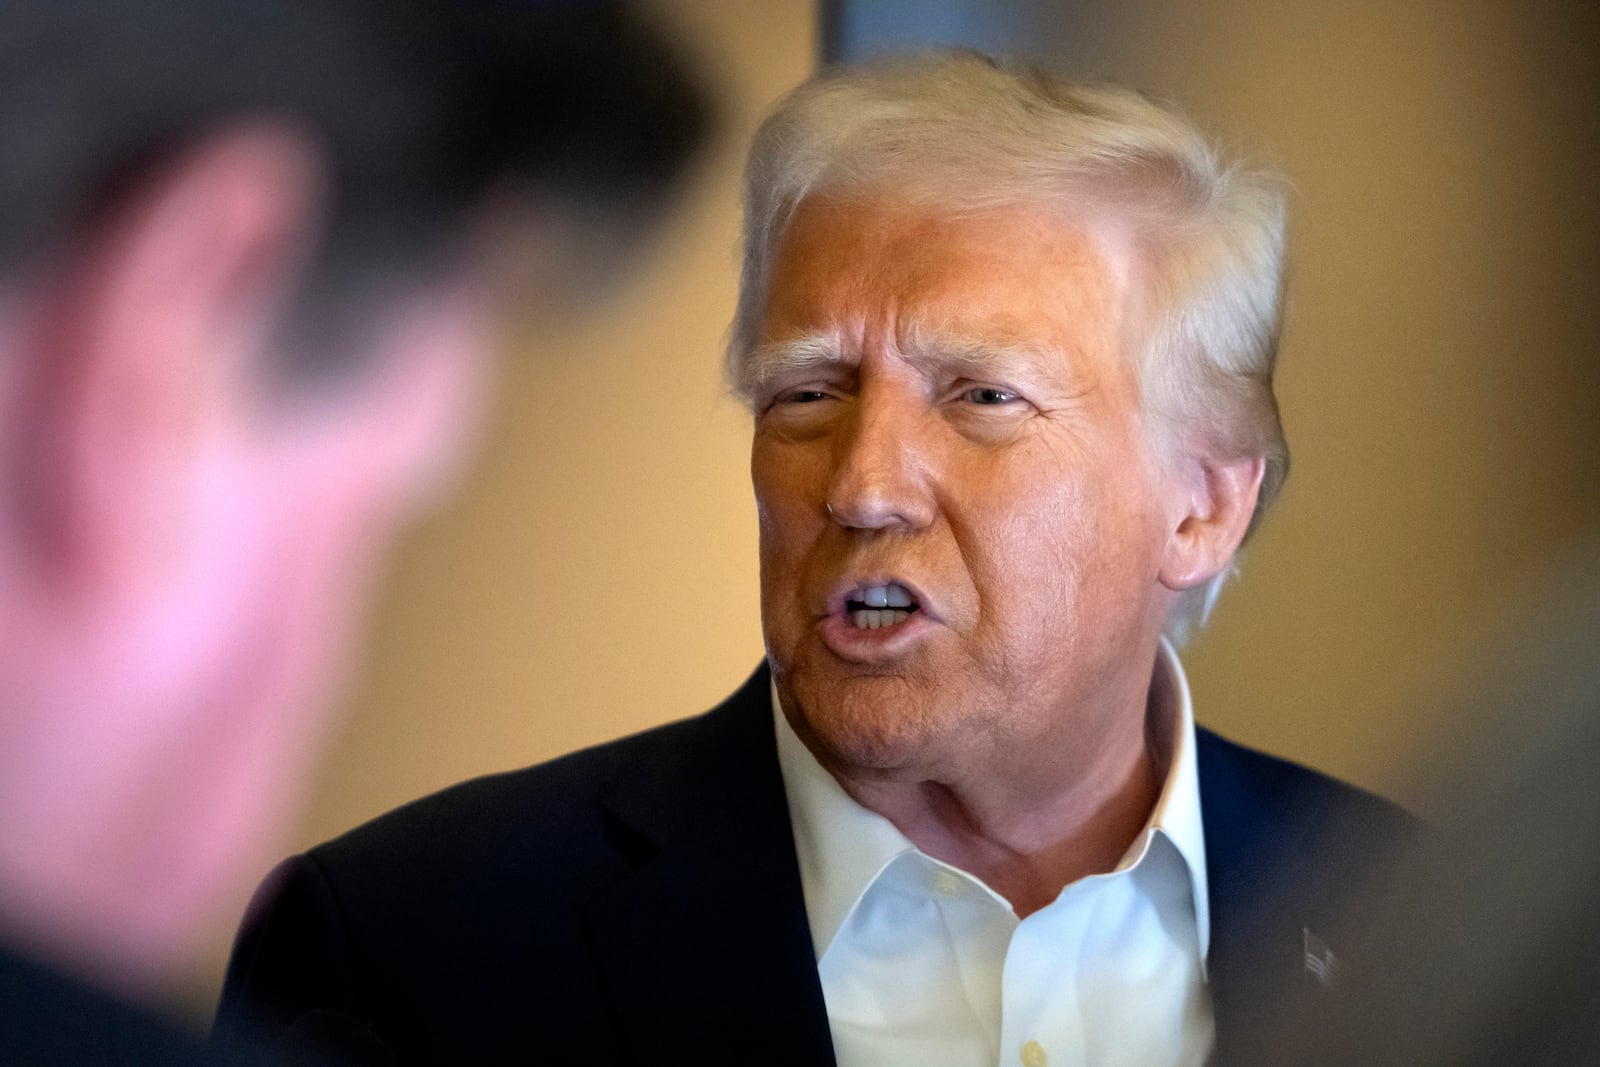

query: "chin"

left=781, top=666, right=956, bottom=778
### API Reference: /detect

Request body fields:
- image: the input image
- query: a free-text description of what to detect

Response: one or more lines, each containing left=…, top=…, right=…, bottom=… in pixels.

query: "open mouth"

left=844, top=581, right=920, bottom=630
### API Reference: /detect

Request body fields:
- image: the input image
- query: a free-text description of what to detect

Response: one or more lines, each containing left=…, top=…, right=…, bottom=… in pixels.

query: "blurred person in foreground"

left=221, top=52, right=1410, bottom=1065
left=0, top=0, right=706, bottom=1059
left=1244, top=533, right=1600, bottom=1066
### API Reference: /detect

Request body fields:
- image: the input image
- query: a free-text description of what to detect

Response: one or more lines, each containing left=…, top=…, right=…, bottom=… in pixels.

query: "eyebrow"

left=739, top=326, right=1063, bottom=400
left=740, top=333, right=847, bottom=399
left=903, top=328, right=1064, bottom=382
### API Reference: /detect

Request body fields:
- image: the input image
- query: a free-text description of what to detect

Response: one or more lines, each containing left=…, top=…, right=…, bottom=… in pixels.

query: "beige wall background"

left=188, top=0, right=1599, bottom=1011
left=1042, top=0, right=1599, bottom=796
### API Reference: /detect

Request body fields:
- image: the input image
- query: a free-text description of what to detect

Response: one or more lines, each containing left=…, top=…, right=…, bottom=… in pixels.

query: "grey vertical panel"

left=821, top=0, right=1077, bottom=66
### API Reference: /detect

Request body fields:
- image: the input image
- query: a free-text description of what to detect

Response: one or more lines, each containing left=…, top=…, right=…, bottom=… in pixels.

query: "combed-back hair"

left=725, top=51, right=1288, bottom=641
left=0, top=0, right=709, bottom=378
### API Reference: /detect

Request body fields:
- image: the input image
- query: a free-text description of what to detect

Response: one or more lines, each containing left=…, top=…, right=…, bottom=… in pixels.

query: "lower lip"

left=817, top=609, right=934, bottom=661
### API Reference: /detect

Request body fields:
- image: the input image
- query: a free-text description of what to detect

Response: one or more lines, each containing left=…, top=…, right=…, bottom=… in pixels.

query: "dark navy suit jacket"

left=217, top=664, right=1409, bottom=1065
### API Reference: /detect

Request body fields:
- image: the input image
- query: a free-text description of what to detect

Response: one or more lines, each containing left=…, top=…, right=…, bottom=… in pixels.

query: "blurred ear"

left=19, top=124, right=323, bottom=599
left=1158, top=454, right=1265, bottom=591
left=342, top=275, right=495, bottom=519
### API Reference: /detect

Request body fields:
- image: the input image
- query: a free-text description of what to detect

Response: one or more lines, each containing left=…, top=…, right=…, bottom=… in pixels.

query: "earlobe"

left=1158, top=454, right=1265, bottom=591
left=348, top=277, right=493, bottom=518
left=14, top=124, right=324, bottom=598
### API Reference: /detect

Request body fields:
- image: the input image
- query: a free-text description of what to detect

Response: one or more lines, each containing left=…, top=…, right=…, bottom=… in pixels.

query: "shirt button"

left=933, top=871, right=962, bottom=896
left=1020, top=1040, right=1047, bottom=1067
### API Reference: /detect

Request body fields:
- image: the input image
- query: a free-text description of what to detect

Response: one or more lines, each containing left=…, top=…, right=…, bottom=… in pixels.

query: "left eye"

left=964, top=386, right=1018, bottom=405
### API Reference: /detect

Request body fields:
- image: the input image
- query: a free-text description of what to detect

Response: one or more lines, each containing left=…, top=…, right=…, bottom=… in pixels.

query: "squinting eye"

left=965, top=386, right=1018, bottom=405
left=761, top=388, right=834, bottom=415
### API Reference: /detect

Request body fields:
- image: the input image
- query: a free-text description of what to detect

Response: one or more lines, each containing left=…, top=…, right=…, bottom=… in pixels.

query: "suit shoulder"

left=312, top=708, right=714, bottom=867
left=307, top=667, right=773, bottom=882
left=1196, top=726, right=1418, bottom=855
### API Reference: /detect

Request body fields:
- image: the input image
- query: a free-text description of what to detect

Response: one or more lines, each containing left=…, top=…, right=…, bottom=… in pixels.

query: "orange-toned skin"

left=750, top=197, right=1258, bottom=915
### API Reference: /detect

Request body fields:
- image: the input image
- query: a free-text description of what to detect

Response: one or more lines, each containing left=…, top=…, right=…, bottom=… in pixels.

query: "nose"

left=825, top=392, right=935, bottom=532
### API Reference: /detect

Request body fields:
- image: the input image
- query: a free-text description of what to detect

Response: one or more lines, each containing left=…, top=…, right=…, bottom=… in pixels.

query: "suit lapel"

left=1202, top=726, right=1296, bottom=1056
left=1199, top=728, right=1357, bottom=1063
left=586, top=666, right=837, bottom=1065
left=580, top=691, right=1376, bottom=1064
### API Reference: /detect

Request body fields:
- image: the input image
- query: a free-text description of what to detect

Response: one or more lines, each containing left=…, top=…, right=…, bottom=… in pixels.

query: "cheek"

left=752, top=439, right=842, bottom=658
left=966, top=488, right=1088, bottom=632
left=954, top=436, right=1087, bottom=559
left=752, top=441, right=824, bottom=559
left=957, top=440, right=1165, bottom=628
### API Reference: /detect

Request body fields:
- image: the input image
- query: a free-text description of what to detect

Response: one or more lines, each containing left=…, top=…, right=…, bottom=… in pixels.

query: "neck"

left=833, top=664, right=1172, bottom=918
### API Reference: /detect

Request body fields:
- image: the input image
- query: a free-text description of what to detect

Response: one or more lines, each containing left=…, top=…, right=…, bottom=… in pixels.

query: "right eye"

left=963, top=386, right=1019, bottom=406
left=779, top=389, right=830, bottom=404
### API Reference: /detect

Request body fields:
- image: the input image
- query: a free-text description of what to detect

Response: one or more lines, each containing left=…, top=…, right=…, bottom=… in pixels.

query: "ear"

left=1158, top=453, right=1266, bottom=591
left=19, top=124, right=323, bottom=601
left=339, top=275, right=495, bottom=518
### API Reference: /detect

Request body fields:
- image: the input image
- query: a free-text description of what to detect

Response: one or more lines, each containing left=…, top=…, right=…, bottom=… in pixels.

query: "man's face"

left=750, top=196, right=1185, bottom=787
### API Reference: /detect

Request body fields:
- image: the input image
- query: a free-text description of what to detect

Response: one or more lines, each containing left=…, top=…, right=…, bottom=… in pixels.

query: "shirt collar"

left=773, top=637, right=1211, bottom=964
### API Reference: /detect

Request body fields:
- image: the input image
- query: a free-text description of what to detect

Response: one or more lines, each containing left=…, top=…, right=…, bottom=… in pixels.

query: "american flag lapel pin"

left=1302, top=926, right=1339, bottom=986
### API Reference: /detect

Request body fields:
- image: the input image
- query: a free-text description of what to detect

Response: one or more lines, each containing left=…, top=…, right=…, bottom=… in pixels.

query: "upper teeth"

left=858, top=583, right=914, bottom=609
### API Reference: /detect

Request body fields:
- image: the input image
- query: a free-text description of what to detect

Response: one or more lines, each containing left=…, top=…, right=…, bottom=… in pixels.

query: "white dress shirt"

left=774, top=640, right=1213, bottom=1067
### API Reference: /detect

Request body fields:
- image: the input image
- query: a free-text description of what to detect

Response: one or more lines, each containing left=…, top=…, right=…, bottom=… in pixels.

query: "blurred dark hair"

left=0, top=0, right=709, bottom=376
